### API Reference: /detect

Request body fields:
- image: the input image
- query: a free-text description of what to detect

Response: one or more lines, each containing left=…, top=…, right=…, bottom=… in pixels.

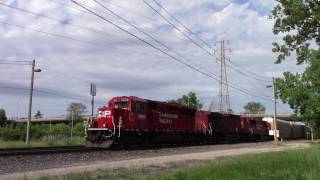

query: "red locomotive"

left=86, top=96, right=270, bottom=148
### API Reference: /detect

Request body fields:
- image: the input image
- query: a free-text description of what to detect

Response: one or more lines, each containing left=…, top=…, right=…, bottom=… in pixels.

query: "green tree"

left=271, top=0, right=320, bottom=64
left=0, top=109, right=7, bottom=126
left=169, top=92, right=203, bottom=109
left=34, top=110, right=43, bottom=119
left=243, top=102, right=266, bottom=114
left=67, top=102, right=87, bottom=121
left=271, top=0, right=320, bottom=130
left=276, top=52, right=320, bottom=129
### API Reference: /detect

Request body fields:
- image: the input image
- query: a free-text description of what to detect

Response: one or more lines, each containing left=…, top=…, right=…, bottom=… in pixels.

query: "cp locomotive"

left=85, top=96, right=270, bottom=148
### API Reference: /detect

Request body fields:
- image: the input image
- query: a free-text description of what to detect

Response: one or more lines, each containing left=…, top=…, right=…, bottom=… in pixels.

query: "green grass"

left=41, top=143, right=320, bottom=180
left=152, top=143, right=320, bottom=180
left=0, top=137, right=85, bottom=149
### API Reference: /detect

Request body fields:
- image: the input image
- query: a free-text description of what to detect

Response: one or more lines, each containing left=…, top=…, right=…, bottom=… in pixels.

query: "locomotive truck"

left=85, top=96, right=270, bottom=148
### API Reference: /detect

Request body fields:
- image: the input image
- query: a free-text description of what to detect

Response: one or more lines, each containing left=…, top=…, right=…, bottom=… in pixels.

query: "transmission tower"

left=216, top=39, right=231, bottom=113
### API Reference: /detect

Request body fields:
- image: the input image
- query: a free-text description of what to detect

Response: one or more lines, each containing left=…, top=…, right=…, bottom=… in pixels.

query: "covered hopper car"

left=262, top=117, right=311, bottom=139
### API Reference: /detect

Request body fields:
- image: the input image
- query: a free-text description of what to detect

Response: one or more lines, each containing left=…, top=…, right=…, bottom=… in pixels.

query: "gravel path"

left=0, top=140, right=310, bottom=180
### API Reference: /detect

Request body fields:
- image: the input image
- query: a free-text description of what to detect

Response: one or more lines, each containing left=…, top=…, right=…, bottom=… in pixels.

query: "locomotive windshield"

left=114, top=101, right=128, bottom=109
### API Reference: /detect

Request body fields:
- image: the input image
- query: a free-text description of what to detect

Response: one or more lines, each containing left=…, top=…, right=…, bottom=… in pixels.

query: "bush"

left=0, top=123, right=86, bottom=142
left=0, top=124, right=24, bottom=141
left=73, top=123, right=85, bottom=137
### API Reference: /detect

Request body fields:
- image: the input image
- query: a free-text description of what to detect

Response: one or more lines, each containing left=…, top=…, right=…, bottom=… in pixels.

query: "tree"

left=243, top=102, right=266, bottom=114
left=271, top=0, right=320, bottom=64
left=0, top=109, right=7, bottom=126
left=271, top=0, right=320, bottom=130
left=169, top=92, right=203, bottom=109
left=276, top=52, right=320, bottom=129
left=34, top=110, right=43, bottom=119
left=67, top=103, right=87, bottom=121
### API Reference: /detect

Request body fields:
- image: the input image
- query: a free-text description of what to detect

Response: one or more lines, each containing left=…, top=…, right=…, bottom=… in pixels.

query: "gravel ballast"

left=0, top=140, right=310, bottom=178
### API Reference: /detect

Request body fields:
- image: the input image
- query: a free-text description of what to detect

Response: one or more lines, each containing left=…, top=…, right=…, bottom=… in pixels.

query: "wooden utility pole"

left=272, top=78, right=279, bottom=145
left=26, top=59, right=41, bottom=144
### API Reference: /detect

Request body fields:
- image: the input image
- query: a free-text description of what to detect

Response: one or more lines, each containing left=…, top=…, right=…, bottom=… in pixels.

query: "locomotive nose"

left=97, top=108, right=114, bottom=128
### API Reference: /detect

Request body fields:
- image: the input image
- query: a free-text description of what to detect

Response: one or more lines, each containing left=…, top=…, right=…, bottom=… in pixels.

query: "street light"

left=266, top=77, right=278, bottom=145
left=26, top=59, right=41, bottom=144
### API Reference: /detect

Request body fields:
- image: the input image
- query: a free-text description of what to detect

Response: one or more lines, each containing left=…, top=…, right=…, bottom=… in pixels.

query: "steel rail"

left=0, top=145, right=100, bottom=156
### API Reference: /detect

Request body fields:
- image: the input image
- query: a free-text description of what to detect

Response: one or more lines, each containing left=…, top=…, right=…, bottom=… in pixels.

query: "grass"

left=39, top=143, right=320, bottom=180
left=152, top=143, right=320, bottom=180
left=0, top=137, right=85, bottom=149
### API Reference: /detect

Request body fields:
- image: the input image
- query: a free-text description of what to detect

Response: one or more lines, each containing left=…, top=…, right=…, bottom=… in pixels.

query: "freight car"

left=262, top=117, right=311, bottom=139
left=86, top=96, right=269, bottom=148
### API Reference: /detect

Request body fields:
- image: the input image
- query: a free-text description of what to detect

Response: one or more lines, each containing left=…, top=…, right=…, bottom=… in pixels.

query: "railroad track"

left=0, top=145, right=100, bottom=156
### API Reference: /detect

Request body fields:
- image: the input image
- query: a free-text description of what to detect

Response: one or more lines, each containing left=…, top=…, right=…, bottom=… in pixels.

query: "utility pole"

left=26, top=59, right=41, bottom=144
left=216, top=39, right=231, bottom=113
left=90, top=83, right=96, bottom=117
left=267, top=78, right=279, bottom=145
left=272, top=78, right=279, bottom=145
left=71, top=110, right=74, bottom=139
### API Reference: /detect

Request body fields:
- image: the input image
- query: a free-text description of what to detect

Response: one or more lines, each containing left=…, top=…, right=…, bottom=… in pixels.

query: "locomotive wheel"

left=85, top=140, right=114, bottom=149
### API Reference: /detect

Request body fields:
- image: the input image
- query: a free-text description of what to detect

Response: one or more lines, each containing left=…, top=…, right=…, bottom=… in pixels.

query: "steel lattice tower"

left=217, top=39, right=231, bottom=113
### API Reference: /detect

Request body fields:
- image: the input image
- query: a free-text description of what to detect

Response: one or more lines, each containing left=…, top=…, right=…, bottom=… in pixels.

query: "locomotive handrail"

left=118, top=117, right=122, bottom=138
left=112, top=116, right=116, bottom=135
left=201, top=121, right=207, bottom=135
left=208, top=122, right=213, bottom=135
left=84, top=117, right=90, bottom=138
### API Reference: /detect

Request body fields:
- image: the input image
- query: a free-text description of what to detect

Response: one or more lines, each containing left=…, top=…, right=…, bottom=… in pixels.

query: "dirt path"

left=1, top=141, right=310, bottom=180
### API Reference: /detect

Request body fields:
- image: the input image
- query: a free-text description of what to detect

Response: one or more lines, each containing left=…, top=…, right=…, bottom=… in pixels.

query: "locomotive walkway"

left=1, top=140, right=311, bottom=180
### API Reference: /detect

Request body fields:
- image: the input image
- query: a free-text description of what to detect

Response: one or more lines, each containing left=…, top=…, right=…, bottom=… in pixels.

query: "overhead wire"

left=71, top=0, right=271, bottom=100
left=90, top=0, right=272, bottom=100
left=0, top=2, right=132, bottom=41
left=0, top=2, right=209, bottom=60
left=0, top=1, right=272, bottom=100
left=54, top=0, right=274, bottom=84
left=150, top=0, right=214, bottom=50
left=142, top=0, right=272, bottom=83
left=86, top=0, right=269, bottom=99
left=0, top=21, right=180, bottom=60
left=0, top=60, right=32, bottom=65
left=140, top=0, right=214, bottom=57
left=0, top=85, right=92, bottom=103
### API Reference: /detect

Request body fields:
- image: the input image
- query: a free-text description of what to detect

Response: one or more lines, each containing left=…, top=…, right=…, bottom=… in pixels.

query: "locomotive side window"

left=134, top=103, right=146, bottom=112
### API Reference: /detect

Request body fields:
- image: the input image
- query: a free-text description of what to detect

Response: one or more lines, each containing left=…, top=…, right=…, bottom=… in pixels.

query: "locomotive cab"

left=86, top=96, right=131, bottom=148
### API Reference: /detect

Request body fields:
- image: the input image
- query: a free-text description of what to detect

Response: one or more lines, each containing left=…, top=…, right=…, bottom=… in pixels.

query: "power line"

left=0, top=60, right=32, bottom=66
left=90, top=0, right=268, bottom=99
left=0, top=62, right=31, bottom=65
left=0, top=2, right=207, bottom=60
left=0, top=2, right=131, bottom=41
left=227, top=61, right=272, bottom=82
left=228, top=60, right=271, bottom=81
left=0, top=21, right=179, bottom=60
left=89, top=0, right=270, bottom=99
left=0, top=59, right=31, bottom=62
left=140, top=0, right=214, bottom=57
left=72, top=0, right=270, bottom=100
left=150, top=0, right=214, bottom=51
left=141, top=0, right=272, bottom=83
left=1, top=2, right=271, bottom=100
left=91, top=0, right=211, bottom=73
left=0, top=85, right=92, bottom=103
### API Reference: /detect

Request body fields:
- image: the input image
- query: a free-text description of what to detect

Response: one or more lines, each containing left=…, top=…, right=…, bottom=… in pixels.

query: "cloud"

left=0, top=0, right=305, bottom=117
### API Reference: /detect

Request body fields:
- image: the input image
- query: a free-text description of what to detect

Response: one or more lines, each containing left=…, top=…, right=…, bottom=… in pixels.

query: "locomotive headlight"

left=103, top=124, right=106, bottom=127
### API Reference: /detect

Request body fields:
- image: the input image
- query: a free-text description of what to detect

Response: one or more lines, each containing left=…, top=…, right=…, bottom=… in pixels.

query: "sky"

left=0, top=0, right=306, bottom=118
